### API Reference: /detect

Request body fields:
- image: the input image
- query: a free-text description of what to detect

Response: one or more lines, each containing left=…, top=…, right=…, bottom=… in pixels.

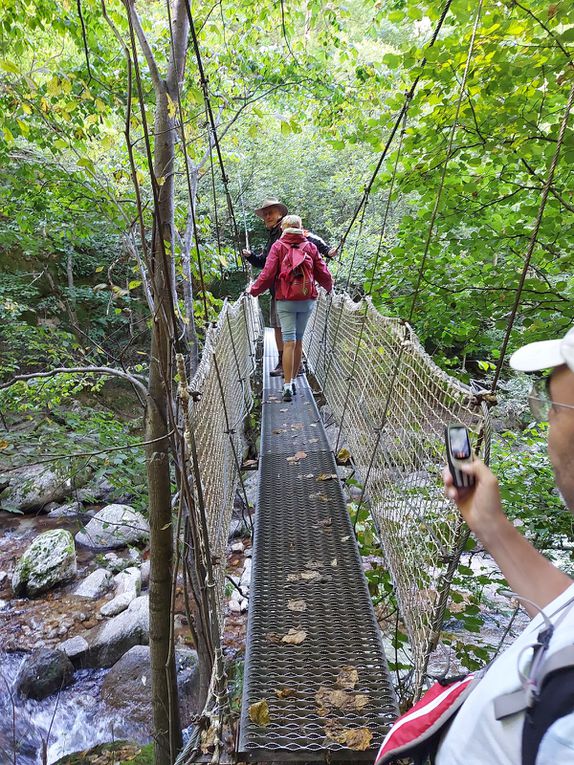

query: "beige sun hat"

left=509, top=327, right=574, bottom=373
left=254, top=199, right=288, bottom=218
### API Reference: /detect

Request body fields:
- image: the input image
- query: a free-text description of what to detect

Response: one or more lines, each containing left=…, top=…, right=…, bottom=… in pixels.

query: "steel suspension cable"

left=336, top=0, right=454, bottom=261
left=164, top=0, right=210, bottom=325
left=489, top=79, right=574, bottom=391
left=351, top=0, right=484, bottom=576
left=184, top=0, right=245, bottom=271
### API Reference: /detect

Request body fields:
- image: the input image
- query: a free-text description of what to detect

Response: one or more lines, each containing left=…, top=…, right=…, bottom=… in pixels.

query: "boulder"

left=12, top=529, right=77, bottom=597
left=82, top=595, right=150, bottom=668
left=101, top=645, right=200, bottom=728
left=75, top=504, right=149, bottom=549
left=73, top=568, right=113, bottom=599
left=100, top=591, right=134, bottom=617
left=16, top=648, right=74, bottom=700
left=0, top=464, right=90, bottom=514
left=47, top=501, right=84, bottom=518
left=58, top=635, right=90, bottom=668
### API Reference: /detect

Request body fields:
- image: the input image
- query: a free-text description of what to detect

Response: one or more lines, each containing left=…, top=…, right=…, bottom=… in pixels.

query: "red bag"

left=375, top=673, right=480, bottom=765
left=277, top=242, right=317, bottom=301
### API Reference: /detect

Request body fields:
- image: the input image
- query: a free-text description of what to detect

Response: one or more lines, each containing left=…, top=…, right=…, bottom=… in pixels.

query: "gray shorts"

left=269, top=296, right=280, bottom=328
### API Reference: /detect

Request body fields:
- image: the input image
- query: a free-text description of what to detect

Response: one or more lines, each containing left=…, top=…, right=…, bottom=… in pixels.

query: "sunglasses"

left=527, top=376, right=574, bottom=422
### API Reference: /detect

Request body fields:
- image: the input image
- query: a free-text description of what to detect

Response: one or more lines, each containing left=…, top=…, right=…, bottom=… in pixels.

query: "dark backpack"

left=277, top=242, right=317, bottom=301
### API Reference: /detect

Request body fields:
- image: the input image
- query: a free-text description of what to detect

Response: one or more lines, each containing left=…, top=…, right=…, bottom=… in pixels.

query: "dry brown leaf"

left=305, top=559, right=323, bottom=570
left=282, top=627, right=307, bottom=645
left=317, top=472, right=337, bottom=481
left=275, top=687, right=298, bottom=699
left=272, top=428, right=284, bottom=435
left=287, top=599, right=307, bottom=612
left=325, top=725, right=373, bottom=750
left=354, top=694, right=370, bottom=710
left=331, top=558, right=338, bottom=567
left=300, top=570, right=322, bottom=582
left=336, top=665, right=359, bottom=689
left=342, top=727, right=373, bottom=750
left=242, top=459, right=258, bottom=468
left=337, top=447, right=351, bottom=463
left=316, top=687, right=351, bottom=711
left=286, top=450, right=307, bottom=463
left=200, top=724, right=217, bottom=753
left=265, top=631, right=283, bottom=644
left=320, top=517, right=333, bottom=528
left=291, top=423, right=304, bottom=430
left=248, top=699, right=270, bottom=726
left=286, top=573, right=300, bottom=582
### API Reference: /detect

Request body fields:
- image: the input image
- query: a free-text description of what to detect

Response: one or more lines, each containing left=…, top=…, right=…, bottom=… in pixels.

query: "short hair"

left=281, top=214, right=302, bottom=230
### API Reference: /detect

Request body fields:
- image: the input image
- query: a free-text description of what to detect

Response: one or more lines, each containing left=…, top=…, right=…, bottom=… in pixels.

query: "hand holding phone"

left=445, top=424, right=475, bottom=489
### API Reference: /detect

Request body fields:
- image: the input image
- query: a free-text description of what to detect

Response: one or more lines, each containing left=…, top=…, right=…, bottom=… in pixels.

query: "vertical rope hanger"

left=309, top=0, right=455, bottom=377
left=184, top=0, right=246, bottom=273
left=354, top=0, right=484, bottom=521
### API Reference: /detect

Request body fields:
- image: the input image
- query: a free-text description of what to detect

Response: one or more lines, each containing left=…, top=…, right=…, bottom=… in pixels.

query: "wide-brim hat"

left=509, top=327, right=574, bottom=373
left=254, top=199, right=288, bottom=218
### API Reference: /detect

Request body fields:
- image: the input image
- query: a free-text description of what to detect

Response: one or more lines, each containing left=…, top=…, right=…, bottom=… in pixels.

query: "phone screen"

left=449, top=426, right=471, bottom=460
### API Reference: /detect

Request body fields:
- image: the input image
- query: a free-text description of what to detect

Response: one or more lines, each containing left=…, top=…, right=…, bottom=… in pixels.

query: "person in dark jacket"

left=248, top=214, right=333, bottom=401
left=242, top=198, right=336, bottom=377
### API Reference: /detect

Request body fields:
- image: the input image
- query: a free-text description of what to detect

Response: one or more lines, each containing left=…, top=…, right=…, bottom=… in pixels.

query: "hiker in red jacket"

left=248, top=214, right=333, bottom=402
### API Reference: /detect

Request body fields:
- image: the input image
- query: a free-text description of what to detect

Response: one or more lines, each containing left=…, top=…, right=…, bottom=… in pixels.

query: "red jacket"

left=249, top=232, right=333, bottom=300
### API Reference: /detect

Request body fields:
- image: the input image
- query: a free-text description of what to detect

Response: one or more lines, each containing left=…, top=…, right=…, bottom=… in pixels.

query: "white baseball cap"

left=509, top=327, right=574, bottom=373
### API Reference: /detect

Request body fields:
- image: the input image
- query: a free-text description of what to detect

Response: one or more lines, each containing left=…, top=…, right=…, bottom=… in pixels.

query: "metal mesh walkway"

left=239, top=329, right=397, bottom=762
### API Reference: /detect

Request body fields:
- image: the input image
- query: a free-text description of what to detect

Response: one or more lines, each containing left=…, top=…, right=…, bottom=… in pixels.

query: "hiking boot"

left=292, top=382, right=297, bottom=395
left=282, top=385, right=293, bottom=402
left=270, top=361, right=283, bottom=377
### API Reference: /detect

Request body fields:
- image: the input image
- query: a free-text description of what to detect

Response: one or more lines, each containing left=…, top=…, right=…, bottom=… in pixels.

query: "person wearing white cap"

left=433, top=327, right=574, bottom=764
left=242, top=199, right=336, bottom=377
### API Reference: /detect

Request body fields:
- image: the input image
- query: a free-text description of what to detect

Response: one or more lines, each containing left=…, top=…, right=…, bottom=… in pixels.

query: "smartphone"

left=445, top=424, right=475, bottom=489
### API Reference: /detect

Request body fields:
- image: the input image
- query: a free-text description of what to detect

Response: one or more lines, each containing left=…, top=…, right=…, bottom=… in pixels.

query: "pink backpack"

left=276, top=241, right=318, bottom=301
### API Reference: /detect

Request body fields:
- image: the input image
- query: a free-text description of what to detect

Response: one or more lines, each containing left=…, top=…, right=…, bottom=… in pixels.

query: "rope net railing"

left=187, top=294, right=262, bottom=620
left=304, top=291, right=490, bottom=689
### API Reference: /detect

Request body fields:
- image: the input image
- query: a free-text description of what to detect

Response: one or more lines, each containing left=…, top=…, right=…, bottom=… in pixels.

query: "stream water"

left=0, top=510, right=151, bottom=763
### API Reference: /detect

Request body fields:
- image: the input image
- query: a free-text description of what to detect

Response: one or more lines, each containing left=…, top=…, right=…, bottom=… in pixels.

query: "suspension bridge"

left=174, top=290, right=490, bottom=763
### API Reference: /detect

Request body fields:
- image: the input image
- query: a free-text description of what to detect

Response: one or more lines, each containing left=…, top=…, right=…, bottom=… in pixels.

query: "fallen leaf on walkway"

left=306, top=559, right=323, bottom=569
left=242, top=459, right=258, bottom=468
left=265, top=632, right=283, bottom=644
left=304, top=473, right=315, bottom=478
left=200, top=724, right=217, bottom=753
left=0, top=440, right=8, bottom=450
left=336, top=666, right=359, bottom=689
left=280, top=408, right=288, bottom=412
left=286, top=450, right=307, bottom=463
left=300, top=571, right=322, bottom=582
left=324, top=724, right=372, bottom=750
left=249, top=700, right=270, bottom=726
left=331, top=558, right=338, bottom=567
left=282, top=627, right=307, bottom=645
left=320, top=518, right=332, bottom=528
left=286, top=573, right=299, bottom=582
left=309, top=437, right=319, bottom=444
left=272, top=428, right=284, bottom=435
left=291, top=423, right=304, bottom=430
left=317, top=473, right=337, bottom=481
left=287, top=599, right=307, bottom=612
left=340, top=535, right=350, bottom=542
left=275, top=687, right=298, bottom=699
left=337, top=447, right=351, bottom=463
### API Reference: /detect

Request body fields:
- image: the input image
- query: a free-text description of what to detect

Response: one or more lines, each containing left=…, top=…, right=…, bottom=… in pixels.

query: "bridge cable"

left=184, top=0, right=245, bottom=272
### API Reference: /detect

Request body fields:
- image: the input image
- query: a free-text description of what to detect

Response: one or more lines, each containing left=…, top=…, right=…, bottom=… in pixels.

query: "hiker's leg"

left=269, top=298, right=284, bottom=375
left=276, top=302, right=296, bottom=386
left=293, top=301, right=314, bottom=375
left=282, top=341, right=296, bottom=385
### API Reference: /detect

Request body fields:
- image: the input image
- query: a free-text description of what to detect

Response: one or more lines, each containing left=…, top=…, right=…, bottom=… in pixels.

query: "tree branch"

left=123, top=0, right=164, bottom=91
left=1, top=367, right=149, bottom=398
